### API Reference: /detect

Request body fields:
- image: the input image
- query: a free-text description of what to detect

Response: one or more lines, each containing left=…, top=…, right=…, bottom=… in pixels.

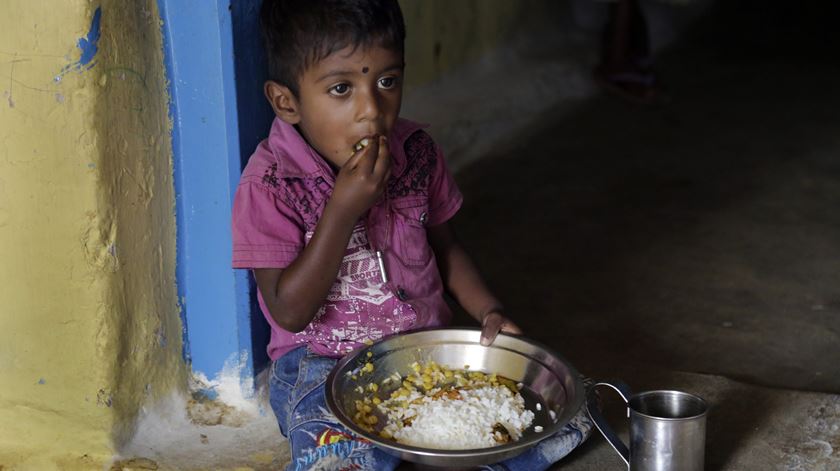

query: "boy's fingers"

left=373, top=135, right=391, bottom=179
left=344, top=143, right=368, bottom=171
left=480, top=323, right=501, bottom=347
left=480, top=313, right=503, bottom=346
left=480, top=312, right=521, bottom=346
left=381, top=166, right=392, bottom=186
left=355, top=136, right=379, bottom=174
left=345, top=136, right=376, bottom=171
left=500, top=321, right=523, bottom=335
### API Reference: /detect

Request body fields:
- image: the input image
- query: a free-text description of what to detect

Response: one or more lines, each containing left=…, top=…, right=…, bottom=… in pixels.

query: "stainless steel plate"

left=325, top=328, right=584, bottom=467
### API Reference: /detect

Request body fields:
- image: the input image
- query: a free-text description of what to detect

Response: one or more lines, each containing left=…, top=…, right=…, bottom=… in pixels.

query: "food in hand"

left=352, top=137, right=371, bottom=154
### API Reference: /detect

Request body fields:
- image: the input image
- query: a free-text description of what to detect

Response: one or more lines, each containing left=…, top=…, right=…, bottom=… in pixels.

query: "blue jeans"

left=269, top=346, right=593, bottom=471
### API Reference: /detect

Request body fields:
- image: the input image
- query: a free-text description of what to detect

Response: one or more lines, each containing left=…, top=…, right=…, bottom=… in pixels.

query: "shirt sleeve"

left=231, top=178, right=305, bottom=269
left=426, top=137, right=463, bottom=226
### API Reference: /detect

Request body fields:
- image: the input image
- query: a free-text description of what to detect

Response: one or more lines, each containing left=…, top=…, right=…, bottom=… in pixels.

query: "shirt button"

left=396, top=287, right=408, bottom=301
left=419, top=212, right=428, bottom=225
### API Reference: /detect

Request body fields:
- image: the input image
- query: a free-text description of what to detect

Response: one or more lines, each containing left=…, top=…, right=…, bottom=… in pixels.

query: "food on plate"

left=351, top=361, right=537, bottom=450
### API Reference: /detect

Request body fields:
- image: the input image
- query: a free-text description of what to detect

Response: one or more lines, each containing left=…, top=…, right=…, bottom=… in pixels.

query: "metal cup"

left=587, top=381, right=708, bottom=471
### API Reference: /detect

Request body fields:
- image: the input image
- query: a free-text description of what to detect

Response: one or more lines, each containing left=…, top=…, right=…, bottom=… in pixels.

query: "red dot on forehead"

left=362, top=66, right=369, bottom=74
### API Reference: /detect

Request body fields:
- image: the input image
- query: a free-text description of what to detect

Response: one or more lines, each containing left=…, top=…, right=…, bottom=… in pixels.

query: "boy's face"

left=266, top=45, right=404, bottom=170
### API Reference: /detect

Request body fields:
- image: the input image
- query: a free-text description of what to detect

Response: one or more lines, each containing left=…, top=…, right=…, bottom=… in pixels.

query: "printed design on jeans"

left=292, top=439, right=375, bottom=471
left=389, top=130, right=435, bottom=197
left=291, top=403, right=341, bottom=435
left=293, top=226, right=418, bottom=355
left=317, top=428, right=368, bottom=447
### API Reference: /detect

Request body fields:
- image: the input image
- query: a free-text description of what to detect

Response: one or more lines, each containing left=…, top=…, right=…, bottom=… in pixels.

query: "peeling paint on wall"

left=77, top=7, right=102, bottom=67
left=57, top=6, right=102, bottom=80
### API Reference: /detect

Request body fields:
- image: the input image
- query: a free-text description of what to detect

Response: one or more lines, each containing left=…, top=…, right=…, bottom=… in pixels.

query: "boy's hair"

left=260, top=0, right=406, bottom=97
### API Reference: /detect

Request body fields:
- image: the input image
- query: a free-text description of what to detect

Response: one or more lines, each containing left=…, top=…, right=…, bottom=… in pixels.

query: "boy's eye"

left=329, top=83, right=350, bottom=96
left=378, top=77, right=398, bottom=89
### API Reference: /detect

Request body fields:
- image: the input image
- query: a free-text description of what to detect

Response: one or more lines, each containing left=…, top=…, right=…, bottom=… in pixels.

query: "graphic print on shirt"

left=299, top=225, right=417, bottom=354
left=262, top=161, right=332, bottom=229
left=389, top=130, right=436, bottom=197
left=308, top=226, right=392, bottom=306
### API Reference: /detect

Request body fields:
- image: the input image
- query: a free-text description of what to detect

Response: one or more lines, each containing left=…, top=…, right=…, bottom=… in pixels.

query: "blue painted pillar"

left=157, top=0, right=260, bottom=385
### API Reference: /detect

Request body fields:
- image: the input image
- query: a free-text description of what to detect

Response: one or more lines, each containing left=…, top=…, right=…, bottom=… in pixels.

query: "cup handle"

left=587, top=381, right=633, bottom=468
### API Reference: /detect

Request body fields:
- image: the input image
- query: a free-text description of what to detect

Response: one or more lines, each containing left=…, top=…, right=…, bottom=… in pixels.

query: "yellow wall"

left=94, top=0, right=186, bottom=451
left=401, top=0, right=565, bottom=89
left=0, top=1, right=184, bottom=469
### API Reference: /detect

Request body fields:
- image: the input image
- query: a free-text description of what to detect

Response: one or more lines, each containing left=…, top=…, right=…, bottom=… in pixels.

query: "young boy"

left=232, top=1, right=591, bottom=469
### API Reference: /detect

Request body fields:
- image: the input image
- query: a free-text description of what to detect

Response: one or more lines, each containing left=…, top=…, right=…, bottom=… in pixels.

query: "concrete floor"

left=441, top=3, right=840, bottom=469
left=454, top=12, right=840, bottom=393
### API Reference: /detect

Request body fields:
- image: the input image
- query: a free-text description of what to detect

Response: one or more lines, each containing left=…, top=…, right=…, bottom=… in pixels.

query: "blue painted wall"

left=158, top=0, right=272, bottom=385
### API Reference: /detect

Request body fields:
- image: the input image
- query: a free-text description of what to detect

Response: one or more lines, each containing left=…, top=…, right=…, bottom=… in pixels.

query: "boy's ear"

left=264, top=81, right=300, bottom=124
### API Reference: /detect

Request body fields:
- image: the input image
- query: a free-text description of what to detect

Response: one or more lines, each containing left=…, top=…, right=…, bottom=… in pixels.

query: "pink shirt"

left=232, top=118, right=463, bottom=360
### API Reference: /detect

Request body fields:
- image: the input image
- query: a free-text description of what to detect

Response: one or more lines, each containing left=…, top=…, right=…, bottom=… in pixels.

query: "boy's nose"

left=356, top=91, right=382, bottom=122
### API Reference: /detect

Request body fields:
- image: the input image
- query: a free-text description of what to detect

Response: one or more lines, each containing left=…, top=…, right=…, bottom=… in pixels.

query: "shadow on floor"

left=449, top=0, right=840, bottom=394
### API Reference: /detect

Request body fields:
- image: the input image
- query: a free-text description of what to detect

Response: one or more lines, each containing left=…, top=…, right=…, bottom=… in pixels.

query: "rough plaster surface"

left=0, top=1, right=115, bottom=468
left=116, top=368, right=287, bottom=471
left=93, top=0, right=185, bottom=449
left=0, top=1, right=183, bottom=469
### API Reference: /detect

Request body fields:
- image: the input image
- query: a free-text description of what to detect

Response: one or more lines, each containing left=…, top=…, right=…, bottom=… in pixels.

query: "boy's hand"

left=480, top=310, right=522, bottom=346
left=332, top=135, right=392, bottom=219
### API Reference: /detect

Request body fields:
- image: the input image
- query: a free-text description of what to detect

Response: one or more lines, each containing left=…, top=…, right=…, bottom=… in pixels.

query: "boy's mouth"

left=352, top=137, right=371, bottom=154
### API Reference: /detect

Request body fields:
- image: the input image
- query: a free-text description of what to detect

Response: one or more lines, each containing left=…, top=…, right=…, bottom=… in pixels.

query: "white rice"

left=379, top=385, right=535, bottom=450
